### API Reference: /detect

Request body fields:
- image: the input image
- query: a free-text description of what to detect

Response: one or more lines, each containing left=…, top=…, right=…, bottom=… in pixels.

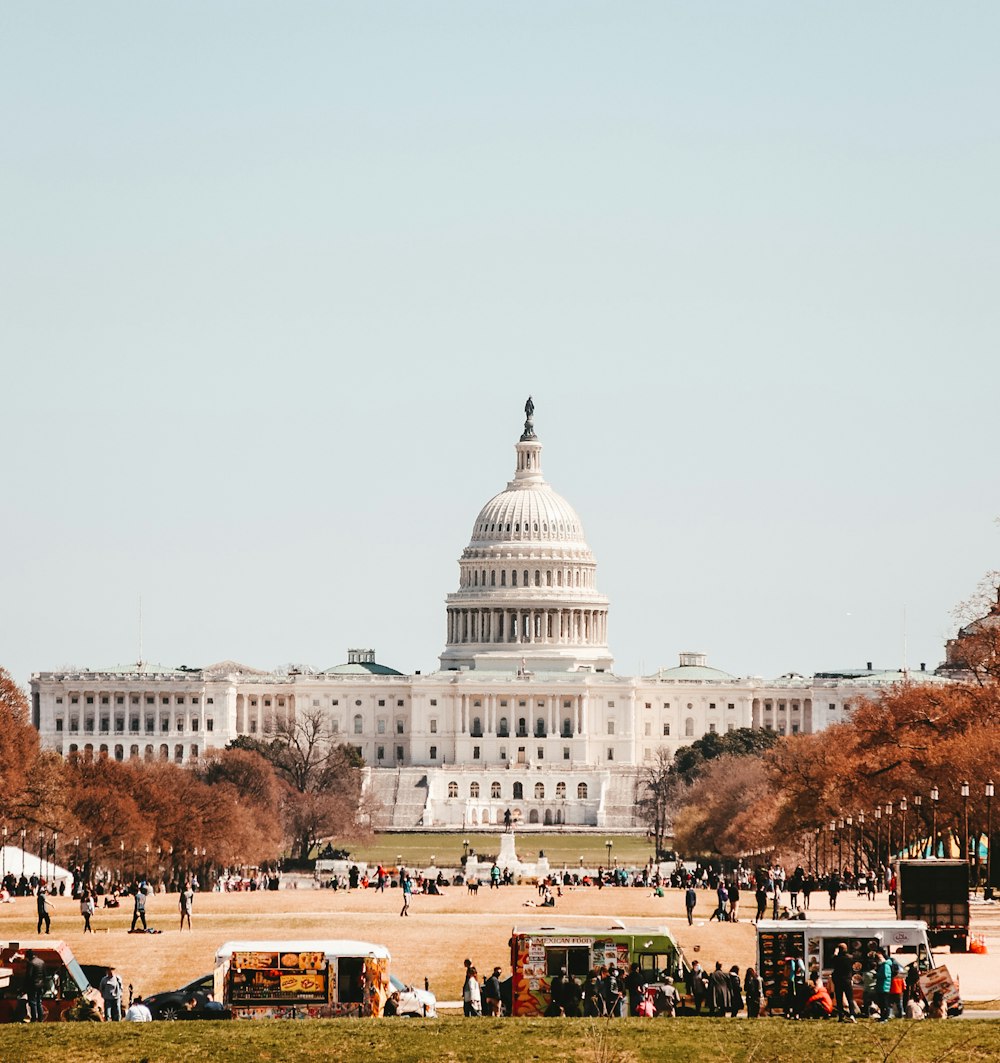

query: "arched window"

left=470, top=782, right=480, bottom=798
left=534, top=782, right=545, bottom=799
left=546, top=570, right=552, bottom=586
left=557, top=570, right=563, bottom=586
left=482, top=569, right=486, bottom=585
left=513, top=781, right=523, bottom=800
left=501, top=571, right=507, bottom=586
left=684, top=718, right=694, bottom=737
left=498, top=717, right=509, bottom=736
left=144, top=745, right=153, bottom=761
left=523, top=570, right=529, bottom=586
left=556, top=781, right=566, bottom=799
left=534, top=570, right=540, bottom=586
left=529, top=809, right=539, bottom=823
left=354, top=714, right=363, bottom=734
left=491, top=781, right=501, bottom=799
left=174, top=744, right=184, bottom=762
left=114, top=744, right=124, bottom=761
left=472, top=716, right=482, bottom=736
left=562, top=718, right=572, bottom=737
left=544, top=808, right=553, bottom=825
left=473, top=570, right=478, bottom=586
left=512, top=570, right=518, bottom=587
left=577, top=782, right=588, bottom=799
left=535, top=718, right=545, bottom=737
left=448, top=781, right=458, bottom=798
left=490, top=570, right=496, bottom=586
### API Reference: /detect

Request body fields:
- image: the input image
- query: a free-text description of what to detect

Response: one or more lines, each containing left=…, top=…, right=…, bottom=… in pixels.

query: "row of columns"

left=447, top=607, right=607, bottom=646
left=235, top=693, right=295, bottom=734
left=456, top=692, right=588, bottom=736
left=751, top=697, right=812, bottom=732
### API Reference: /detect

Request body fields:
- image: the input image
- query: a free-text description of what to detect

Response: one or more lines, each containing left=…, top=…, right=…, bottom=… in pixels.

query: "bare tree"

left=636, top=747, right=673, bottom=858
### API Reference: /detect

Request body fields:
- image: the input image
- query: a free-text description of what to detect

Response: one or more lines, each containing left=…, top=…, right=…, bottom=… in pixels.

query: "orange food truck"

left=0, top=941, right=103, bottom=1022
left=214, top=940, right=393, bottom=1019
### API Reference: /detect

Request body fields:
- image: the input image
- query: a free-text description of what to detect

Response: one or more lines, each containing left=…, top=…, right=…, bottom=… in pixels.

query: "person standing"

left=744, top=967, right=763, bottom=1018
left=36, top=887, right=51, bottom=934
left=688, top=960, right=708, bottom=1014
left=179, top=881, right=194, bottom=930
left=483, top=965, right=503, bottom=1016
left=80, top=890, right=94, bottom=933
left=684, top=885, right=697, bottom=925
left=707, top=962, right=732, bottom=1017
left=728, top=882, right=741, bottom=923
left=755, top=881, right=768, bottom=923
left=400, top=873, right=412, bottom=917
left=604, top=964, right=625, bottom=1017
left=26, top=949, right=46, bottom=1023
left=130, top=882, right=148, bottom=932
left=463, top=965, right=482, bottom=1016
left=832, top=942, right=857, bottom=1023
left=100, top=966, right=124, bottom=1022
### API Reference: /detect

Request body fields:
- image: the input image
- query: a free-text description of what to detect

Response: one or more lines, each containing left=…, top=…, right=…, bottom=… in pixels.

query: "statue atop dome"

left=520, top=395, right=537, bottom=441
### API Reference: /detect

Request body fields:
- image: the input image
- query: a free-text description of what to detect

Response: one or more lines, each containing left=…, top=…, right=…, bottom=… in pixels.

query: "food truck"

left=0, top=941, right=103, bottom=1022
left=215, top=940, right=395, bottom=1019
left=509, top=924, right=685, bottom=1017
left=755, top=920, right=962, bottom=1015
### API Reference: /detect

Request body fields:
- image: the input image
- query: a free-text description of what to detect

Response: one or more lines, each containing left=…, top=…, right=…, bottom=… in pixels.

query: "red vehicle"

left=0, top=941, right=104, bottom=1022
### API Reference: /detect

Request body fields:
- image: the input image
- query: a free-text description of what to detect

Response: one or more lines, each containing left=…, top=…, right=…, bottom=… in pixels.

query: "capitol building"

left=29, top=401, right=946, bottom=830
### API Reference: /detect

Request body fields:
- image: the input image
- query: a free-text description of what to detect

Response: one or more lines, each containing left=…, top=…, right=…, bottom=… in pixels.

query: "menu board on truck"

left=758, top=929, right=804, bottom=1009
left=229, top=952, right=329, bottom=1004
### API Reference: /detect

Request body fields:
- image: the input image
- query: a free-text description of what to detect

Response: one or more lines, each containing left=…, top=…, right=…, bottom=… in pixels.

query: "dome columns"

left=446, top=605, right=608, bottom=648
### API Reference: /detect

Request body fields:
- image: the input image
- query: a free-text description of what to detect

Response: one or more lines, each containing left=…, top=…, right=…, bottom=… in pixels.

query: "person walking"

left=728, top=965, right=744, bottom=1017
left=179, top=882, right=194, bottom=930
left=684, top=885, right=697, bottom=925
left=26, top=949, right=46, bottom=1023
left=400, top=873, right=412, bottom=917
left=100, top=965, right=124, bottom=1022
left=483, top=965, right=503, bottom=1016
left=707, top=962, right=732, bottom=1017
left=728, top=882, right=741, bottom=923
left=755, top=882, right=768, bottom=923
left=36, top=887, right=51, bottom=934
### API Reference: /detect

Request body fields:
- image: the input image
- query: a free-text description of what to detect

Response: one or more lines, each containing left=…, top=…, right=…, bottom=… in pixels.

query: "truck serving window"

left=545, top=947, right=590, bottom=978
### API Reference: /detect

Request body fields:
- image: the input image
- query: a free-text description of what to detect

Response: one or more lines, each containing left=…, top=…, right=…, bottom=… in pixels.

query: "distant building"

left=30, top=401, right=950, bottom=829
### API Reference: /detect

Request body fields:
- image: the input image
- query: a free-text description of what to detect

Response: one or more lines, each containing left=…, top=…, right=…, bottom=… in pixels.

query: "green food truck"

left=509, top=923, right=685, bottom=1016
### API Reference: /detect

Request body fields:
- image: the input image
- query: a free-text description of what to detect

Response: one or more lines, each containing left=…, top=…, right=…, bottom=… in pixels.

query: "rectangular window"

left=430, top=699, right=437, bottom=707
left=331, top=720, right=339, bottom=733
left=644, top=722, right=651, bottom=736
left=69, top=718, right=79, bottom=732
left=429, top=745, right=437, bottom=760
left=145, top=696, right=153, bottom=705
left=177, top=697, right=185, bottom=705
left=607, top=748, right=614, bottom=761
left=473, top=745, right=480, bottom=760
left=378, top=699, right=385, bottom=707
left=645, top=702, right=652, bottom=709
left=100, top=718, right=109, bottom=732
left=55, top=719, right=64, bottom=732
left=430, top=719, right=437, bottom=734
left=377, top=746, right=385, bottom=760
left=114, top=717, right=124, bottom=733
left=396, top=721, right=404, bottom=734
left=86, top=696, right=94, bottom=705
left=100, top=696, right=108, bottom=705
left=563, top=747, right=570, bottom=760
left=500, top=748, right=507, bottom=760
left=207, top=697, right=214, bottom=705
left=644, top=748, right=651, bottom=760
left=131, top=696, right=139, bottom=704
left=709, top=703, right=716, bottom=710
left=130, top=718, right=139, bottom=732
left=162, top=697, right=169, bottom=705
left=663, top=723, right=670, bottom=736
left=396, top=746, right=403, bottom=761
left=829, top=703, right=836, bottom=711
left=607, top=701, right=615, bottom=708
left=563, top=700, right=572, bottom=709
left=727, top=703, right=735, bottom=710
left=708, top=722, right=716, bottom=733
left=161, top=719, right=169, bottom=732
left=312, top=699, right=320, bottom=707
left=191, top=719, right=199, bottom=731
left=207, top=719, right=214, bottom=732
left=500, top=700, right=508, bottom=708
left=177, top=721, right=184, bottom=732
left=537, top=748, right=544, bottom=760
left=85, top=719, right=93, bottom=732
left=377, top=720, right=386, bottom=734
left=145, top=718, right=154, bottom=733
left=71, top=697, right=79, bottom=704
left=192, top=697, right=199, bottom=705
left=607, top=721, right=615, bottom=735
left=397, top=700, right=404, bottom=707
left=116, top=697, right=124, bottom=705
left=332, top=699, right=339, bottom=706
left=250, top=721, right=258, bottom=733
left=56, top=697, right=63, bottom=704
left=791, top=723, right=800, bottom=734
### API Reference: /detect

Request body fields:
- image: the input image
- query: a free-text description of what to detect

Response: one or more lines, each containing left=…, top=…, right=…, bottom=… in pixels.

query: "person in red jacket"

left=805, top=975, right=835, bottom=1019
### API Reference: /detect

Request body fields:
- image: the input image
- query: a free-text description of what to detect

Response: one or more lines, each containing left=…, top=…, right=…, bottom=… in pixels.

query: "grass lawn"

left=340, top=832, right=656, bottom=868
left=2, top=1016, right=1000, bottom=1063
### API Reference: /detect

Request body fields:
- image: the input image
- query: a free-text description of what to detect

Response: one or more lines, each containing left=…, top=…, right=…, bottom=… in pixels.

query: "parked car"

left=144, top=974, right=228, bottom=1020
left=389, top=974, right=436, bottom=1017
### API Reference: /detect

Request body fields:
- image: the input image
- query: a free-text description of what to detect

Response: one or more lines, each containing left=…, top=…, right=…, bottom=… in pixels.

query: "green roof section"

left=322, top=649, right=405, bottom=676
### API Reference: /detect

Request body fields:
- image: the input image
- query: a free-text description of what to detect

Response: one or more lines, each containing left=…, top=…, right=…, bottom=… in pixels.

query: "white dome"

left=470, top=484, right=586, bottom=545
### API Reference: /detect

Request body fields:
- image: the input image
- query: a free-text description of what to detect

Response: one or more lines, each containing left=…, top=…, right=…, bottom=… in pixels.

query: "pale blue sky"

left=3, top=3, right=998, bottom=686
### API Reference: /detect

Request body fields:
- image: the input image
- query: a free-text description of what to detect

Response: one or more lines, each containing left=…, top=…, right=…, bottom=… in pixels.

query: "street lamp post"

left=462, top=839, right=469, bottom=863
left=1, top=825, right=6, bottom=882
left=814, top=828, right=820, bottom=877
left=981, top=782, right=990, bottom=888
left=885, top=803, right=893, bottom=864
left=20, top=828, right=26, bottom=876
left=858, top=812, right=865, bottom=872
left=900, top=798, right=908, bottom=859
left=875, top=807, right=882, bottom=872
left=961, top=781, right=970, bottom=865
left=52, top=833, right=58, bottom=884
left=606, top=840, right=613, bottom=870
left=913, top=796, right=923, bottom=857
left=931, top=786, right=939, bottom=858
left=828, top=821, right=836, bottom=873
left=846, top=816, right=854, bottom=876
